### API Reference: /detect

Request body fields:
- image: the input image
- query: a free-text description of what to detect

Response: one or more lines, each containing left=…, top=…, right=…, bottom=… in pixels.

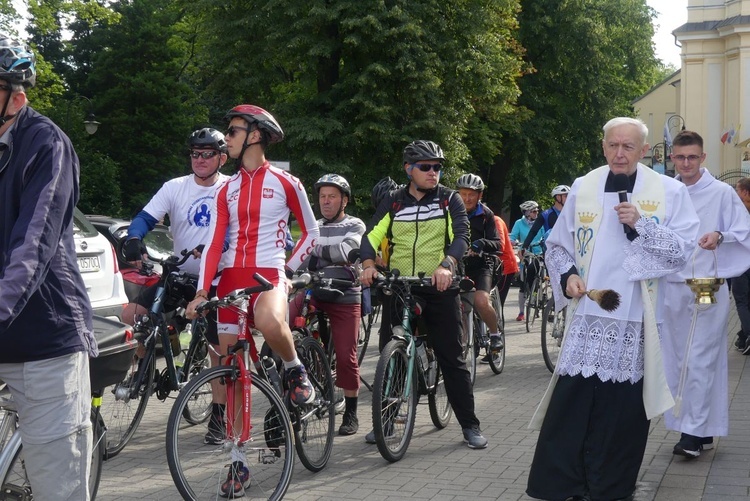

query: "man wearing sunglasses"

left=360, top=140, right=488, bottom=450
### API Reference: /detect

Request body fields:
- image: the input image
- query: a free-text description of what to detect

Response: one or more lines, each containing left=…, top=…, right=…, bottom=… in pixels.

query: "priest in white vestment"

left=527, top=117, right=699, bottom=501
left=662, top=130, right=750, bottom=459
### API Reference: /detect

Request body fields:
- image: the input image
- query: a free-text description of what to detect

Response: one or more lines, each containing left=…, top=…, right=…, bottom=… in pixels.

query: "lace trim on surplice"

left=556, top=313, right=647, bottom=383
left=624, top=217, right=687, bottom=280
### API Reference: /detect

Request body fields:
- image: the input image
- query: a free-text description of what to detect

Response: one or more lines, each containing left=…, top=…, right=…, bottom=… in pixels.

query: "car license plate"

left=78, top=256, right=101, bottom=273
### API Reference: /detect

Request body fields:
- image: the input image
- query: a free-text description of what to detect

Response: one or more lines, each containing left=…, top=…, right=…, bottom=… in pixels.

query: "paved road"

left=94, top=287, right=750, bottom=500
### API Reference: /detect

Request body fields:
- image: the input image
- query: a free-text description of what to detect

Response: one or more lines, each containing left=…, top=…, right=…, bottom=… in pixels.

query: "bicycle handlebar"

left=195, top=272, right=275, bottom=314
left=288, top=271, right=357, bottom=294
left=139, top=245, right=203, bottom=275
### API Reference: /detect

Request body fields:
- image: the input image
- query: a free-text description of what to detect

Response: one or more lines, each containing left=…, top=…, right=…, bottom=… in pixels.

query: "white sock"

left=283, top=356, right=302, bottom=369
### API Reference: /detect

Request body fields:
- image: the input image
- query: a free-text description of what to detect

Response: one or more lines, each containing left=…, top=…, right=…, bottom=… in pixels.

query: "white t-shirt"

left=143, top=173, right=229, bottom=276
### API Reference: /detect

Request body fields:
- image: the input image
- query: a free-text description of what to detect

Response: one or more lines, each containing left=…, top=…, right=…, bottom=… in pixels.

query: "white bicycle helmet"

left=551, top=185, right=571, bottom=197
left=519, top=200, right=539, bottom=212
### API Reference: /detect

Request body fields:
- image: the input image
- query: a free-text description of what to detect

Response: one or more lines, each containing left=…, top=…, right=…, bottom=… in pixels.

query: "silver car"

left=73, top=208, right=129, bottom=320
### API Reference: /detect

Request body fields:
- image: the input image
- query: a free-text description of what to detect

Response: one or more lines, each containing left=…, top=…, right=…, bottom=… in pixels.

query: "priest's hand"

left=698, top=231, right=722, bottom=250
left=614, top=202, right=640, bottom=229
left=566, top=274, right=586, bottom=299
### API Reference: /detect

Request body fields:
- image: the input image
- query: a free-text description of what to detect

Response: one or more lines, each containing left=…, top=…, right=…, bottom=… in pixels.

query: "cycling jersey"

left=198, top=161, right=319, bottom=292
left=361, top=185, right=469, bottom=276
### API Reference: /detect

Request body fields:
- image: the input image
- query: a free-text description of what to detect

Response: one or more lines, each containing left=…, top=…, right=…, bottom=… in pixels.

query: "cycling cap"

left=315, top=173, right=351, bottom=198
left=371, top=177, right=398, bottom=209
left=519, top=200, right=539, bottom=212
left=403, top=140, right=445, bottom=163
left=188, top=128, right=227, bottom=152
left=456, top=173, right=485, bottom=192
left=0, top=35, right=35, bottom=88
left=551, top=185, right=571, bottom=196
left=224, top=104, right=284, bottom=144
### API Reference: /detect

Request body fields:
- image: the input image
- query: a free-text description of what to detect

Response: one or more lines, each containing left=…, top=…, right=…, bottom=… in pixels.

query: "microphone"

left=612, top=173, right=630, bottom=234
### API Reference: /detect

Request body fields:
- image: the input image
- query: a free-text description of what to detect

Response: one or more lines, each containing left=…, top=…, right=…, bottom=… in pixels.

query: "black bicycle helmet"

left=314, top=173, right=351, bottom=198
left=403, top=140, right=445, bottom=164
left=371, top=177, right=398, bottom=209
left=188, top=128, right=227, bottom=152
left=456, top=173, right=485, bottom=192
left=224, top=104, right=284, bottom=145
left=0, top=35, right=35, bottom=88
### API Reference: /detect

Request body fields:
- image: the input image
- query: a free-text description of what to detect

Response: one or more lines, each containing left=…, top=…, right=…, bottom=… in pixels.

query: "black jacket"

left=0, top=105, right=95, bottom=362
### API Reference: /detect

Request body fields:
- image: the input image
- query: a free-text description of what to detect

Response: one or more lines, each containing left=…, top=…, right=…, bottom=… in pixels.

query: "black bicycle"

left=460, top=282, right=505, bottom=383
left=101, top=247, right=211, bottom=458
left=371, top=270, right=452, bottom=462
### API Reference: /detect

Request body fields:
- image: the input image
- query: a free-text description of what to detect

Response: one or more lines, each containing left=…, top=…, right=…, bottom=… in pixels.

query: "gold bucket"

left=685, top=249, right=724, bottom=304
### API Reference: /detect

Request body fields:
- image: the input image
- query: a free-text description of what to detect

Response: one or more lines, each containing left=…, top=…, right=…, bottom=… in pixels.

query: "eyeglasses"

left=671, top=154, right=702, bottom=163
left=530, top=209, right=539, bottom=213
left=225, top=125, right=250, bottom=138
left=190, top=150, right=219, bottom=159
left=410, top=163, right=442, bottom=172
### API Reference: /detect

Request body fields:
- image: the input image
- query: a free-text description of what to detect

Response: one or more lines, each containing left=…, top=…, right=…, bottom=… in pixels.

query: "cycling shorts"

left=215, top=267, right=285, bottom=335
left=464, top=258, right=498, bottom=293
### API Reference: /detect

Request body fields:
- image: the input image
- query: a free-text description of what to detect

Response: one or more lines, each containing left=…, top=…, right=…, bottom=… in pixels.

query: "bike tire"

left=0, top=408, right=104, bottom=500
left=323, top=335, right=346, bottom=416
left=166, top=366, right=294, bottom=501
left=293, top=337, right=335, bottom=473
left=427, top=365, right=452, bottom=429
left=372, top=339, right=417, bottom=463
left=541, top=298, right=565, bottom=373
left=526, top=278, right=539, bottom=332
left=100, top=350, right=156, bottom=459
left=180, top=334, right=212, bottom=425
left=464, top=314, right=477, bottom=387
left=488, top=289, right=505, bottom=375
left=357, top=305, right=380, bottom=366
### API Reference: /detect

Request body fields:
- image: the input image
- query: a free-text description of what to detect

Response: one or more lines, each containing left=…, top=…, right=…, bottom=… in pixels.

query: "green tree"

left=193, top=0, right=524, bottom=212
left=482, top=0, right=661, bottom=216
left=81, top=0, right=207, bottom=214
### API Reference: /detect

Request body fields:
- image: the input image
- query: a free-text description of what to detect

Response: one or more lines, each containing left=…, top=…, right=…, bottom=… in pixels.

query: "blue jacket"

left=0, top=105, right=95, bottom=362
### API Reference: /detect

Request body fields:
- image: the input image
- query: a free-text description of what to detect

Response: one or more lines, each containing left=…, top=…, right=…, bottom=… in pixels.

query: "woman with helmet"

left=510, top=200, right=542, bottom=321
left=359, top=140, right=488, bottom=450
left=289, top=173, right=366, bottom=436
left=521, top=184, right=570, bottom=257
left=186, top=104, right=320, bottom=498
left=455, top=173, right=505, bottom=359
left=0, top=34, right=97, bottom=500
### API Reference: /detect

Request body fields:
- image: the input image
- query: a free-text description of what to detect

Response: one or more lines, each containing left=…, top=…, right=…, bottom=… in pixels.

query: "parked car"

left=73, top=208, right=129, bottom=321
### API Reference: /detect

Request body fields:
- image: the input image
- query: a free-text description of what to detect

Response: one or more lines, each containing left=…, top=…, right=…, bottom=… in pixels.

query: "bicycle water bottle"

left=426, top=347, right=437, bottom=388
left=175, top=323, right=191, bottom=368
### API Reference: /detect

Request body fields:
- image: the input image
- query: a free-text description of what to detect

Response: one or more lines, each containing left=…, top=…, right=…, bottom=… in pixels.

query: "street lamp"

left=65, top=94, right=100, bottom=135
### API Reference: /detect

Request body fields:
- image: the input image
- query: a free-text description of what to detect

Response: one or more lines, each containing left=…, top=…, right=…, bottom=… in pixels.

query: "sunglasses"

left=190, top=150, right=219, bottom=159
left=410, top=163, right=442, bottom=172
left=225, top=125, right=250, bottom=138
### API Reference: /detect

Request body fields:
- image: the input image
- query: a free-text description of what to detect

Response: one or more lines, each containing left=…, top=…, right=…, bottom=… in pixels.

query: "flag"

left=663, top=120, right=673, bottom=147
left=734, top=124, right=742, bottom=145
left=721, top=129, right=730, bottom=145
left=727, top=125, right=736, bottom=145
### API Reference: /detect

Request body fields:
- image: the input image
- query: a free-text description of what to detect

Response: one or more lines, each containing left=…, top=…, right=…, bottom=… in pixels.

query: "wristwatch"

left=716, top=231, right=724, bottom=245
left=440, top=258, right=453, bottom=270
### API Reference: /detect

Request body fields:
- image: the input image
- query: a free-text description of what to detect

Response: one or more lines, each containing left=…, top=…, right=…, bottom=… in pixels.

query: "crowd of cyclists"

left=116, top=99, right=572, bottom=497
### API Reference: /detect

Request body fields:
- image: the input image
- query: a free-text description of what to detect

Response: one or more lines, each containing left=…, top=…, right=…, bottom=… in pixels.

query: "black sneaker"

left=490, top=335, right=504, bottom=352
left=364, top=430, right=376, bottom=444
left=462, top=426, right=488, bottom=449
left=480, top=353, right=491, bottom=364
left=700, top=436, right=714, bottom=450
left=673, top=433, right=701, bottom=458
left=735, top=332, right=746, bottom=351
left=204, top=413, right=224, bottom=445
left=286, top=364, right=316, bottom=406
left=742, top=342, right=750, bottom=356
left=338, top=411, right=359, bottom=436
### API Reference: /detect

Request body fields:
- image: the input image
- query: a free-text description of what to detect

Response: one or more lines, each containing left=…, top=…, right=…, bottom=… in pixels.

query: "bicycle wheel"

left=542, top=298, right=566, bottom=373
left=372, top=339, right=417, bottom=463
left=427, top=365, right=452, bottom=429
left=357, top=304, right=380, bottom=365
left=292, top=337, right=335, bottom=472
left=463, top=314, right=477, bottom=387
left=526, top=278, right=541, bottom=332
left=324, top=337, right=346, bottom=416
left=166, top=366, right=293, bottom=501
left=0, top=408, right=104, bottom=500
left=488, top=289, right=505, bottom=375
left=100, top=350, right=156, bottom=458
left=180, top=335, right=212, bottom=425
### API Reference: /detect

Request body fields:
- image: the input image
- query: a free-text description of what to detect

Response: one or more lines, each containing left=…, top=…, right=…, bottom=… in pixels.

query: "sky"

left=648, top=0, right=688, bottom=68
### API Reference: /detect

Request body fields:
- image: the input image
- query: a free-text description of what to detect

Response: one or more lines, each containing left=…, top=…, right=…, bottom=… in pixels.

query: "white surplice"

left=530, top=164, right=699, bottom=429
left=662, top=168, right=750, bottom=437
